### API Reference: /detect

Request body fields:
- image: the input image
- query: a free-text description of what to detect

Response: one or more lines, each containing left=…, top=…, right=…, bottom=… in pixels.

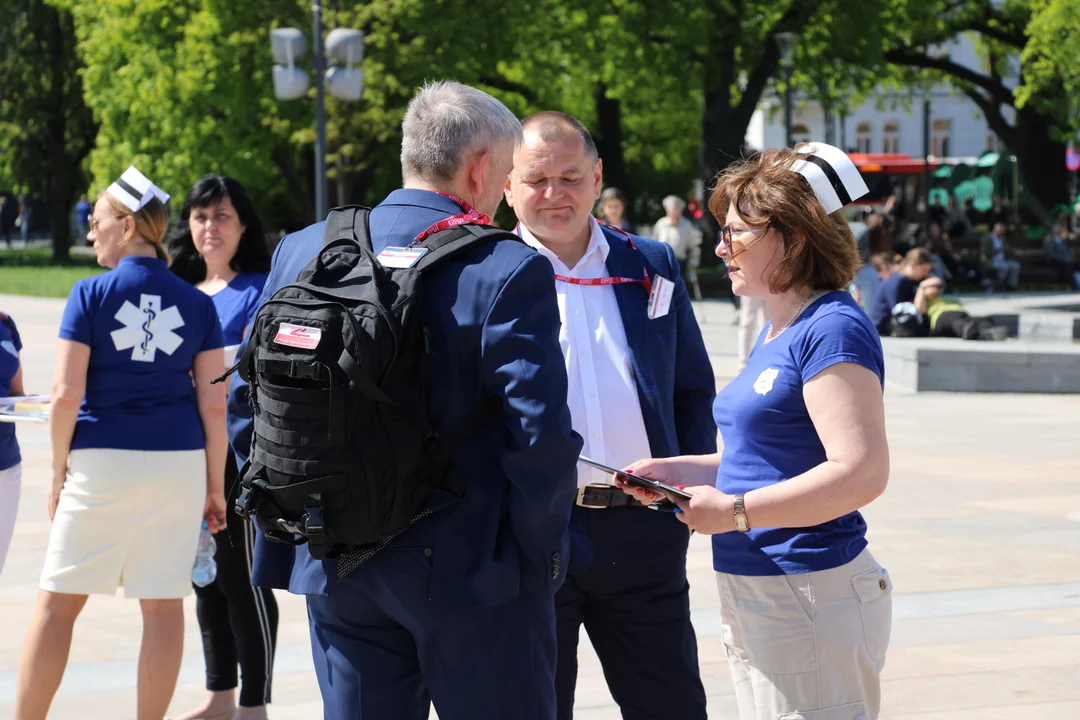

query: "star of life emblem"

left=111, top=294, right=185, bottom=362
left=753, top=367, right=780, bottom=395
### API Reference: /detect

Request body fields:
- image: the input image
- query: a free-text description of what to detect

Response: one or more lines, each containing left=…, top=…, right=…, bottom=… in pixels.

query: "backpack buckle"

left=290, top=360, right=328, bottom=381
left=275, top=517, right=305, bottom=535
left=303, top=505, right=326, bottom=537
left=235, top=486, right=257, bottom=517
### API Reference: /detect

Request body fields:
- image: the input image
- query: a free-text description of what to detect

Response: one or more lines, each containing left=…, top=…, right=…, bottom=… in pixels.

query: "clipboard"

left=577, top=456, right=693, bottom=501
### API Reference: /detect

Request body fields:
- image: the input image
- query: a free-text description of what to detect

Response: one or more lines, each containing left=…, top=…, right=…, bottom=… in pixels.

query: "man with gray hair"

left=227, top=80, right=581, bottom=719
left=653, top=195, right=702, bottom=290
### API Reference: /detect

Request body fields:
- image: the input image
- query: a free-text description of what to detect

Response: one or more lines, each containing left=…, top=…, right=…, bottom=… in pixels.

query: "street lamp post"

left=271, top=7, right=365, bottom=222
left=922, top=89, right=932, bottom=224
left=920, top=44, right=949, bottom=225
left=775, top=32, right=799, bottom=148
left=311, top=1, right=328, bottom=221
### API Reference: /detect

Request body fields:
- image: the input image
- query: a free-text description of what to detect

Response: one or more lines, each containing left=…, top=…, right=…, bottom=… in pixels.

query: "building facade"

left=746, top=35, right=1016, bottom=160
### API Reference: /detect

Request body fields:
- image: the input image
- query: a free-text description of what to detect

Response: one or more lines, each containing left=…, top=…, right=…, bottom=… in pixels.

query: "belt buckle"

left=576, top=483, right=614, bottom=509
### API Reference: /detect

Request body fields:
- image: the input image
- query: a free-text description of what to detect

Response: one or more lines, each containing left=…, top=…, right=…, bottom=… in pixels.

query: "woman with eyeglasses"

left=618, top=144, right=893, bottom=720
left=16, top=168, right=228, bottom=720
left=168, top=175, right=277, bottom=720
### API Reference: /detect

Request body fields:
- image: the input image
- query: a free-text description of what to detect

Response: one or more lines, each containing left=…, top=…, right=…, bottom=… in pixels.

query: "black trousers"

left=931, top=310, right=994, bottom=339
left=193, top=459, right=279, bottom=707
left=555, top=505, right=707, bottom=720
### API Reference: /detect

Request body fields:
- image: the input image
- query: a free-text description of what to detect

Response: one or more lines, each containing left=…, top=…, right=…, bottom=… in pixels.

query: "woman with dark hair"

left=168, top=175, right=277, bottom=720
left=619, top=144, right=892, bottom=719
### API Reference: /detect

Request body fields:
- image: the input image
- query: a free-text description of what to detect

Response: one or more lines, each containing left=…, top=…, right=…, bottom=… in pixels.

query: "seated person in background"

left=919, top=234, right=953, bottom=289
left=927, top=222, right=960, bottom=278
left=914, top=277, right=1008, bottom=341
left=1043, top=216, right=1078, bottom=289
left=946, top=197, right=971, bottom=240
left=849, top=252, right=895, bottom=309
left=963, top=198, right=978, bottom=229
left=988, top=195, right=1009, bottom=228
left=980, top=222, right=1020, bottom=290
left=928, top=195, right=947, bottom=227
left=869, top=247, right=933, bottom=335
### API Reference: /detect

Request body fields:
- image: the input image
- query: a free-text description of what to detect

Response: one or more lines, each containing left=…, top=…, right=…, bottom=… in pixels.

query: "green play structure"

left=927, top=150, right=1050, bottom=231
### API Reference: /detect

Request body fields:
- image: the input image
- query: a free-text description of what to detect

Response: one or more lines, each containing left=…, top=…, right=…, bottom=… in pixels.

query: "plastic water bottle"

left=191, top=521, right=218, bottom=587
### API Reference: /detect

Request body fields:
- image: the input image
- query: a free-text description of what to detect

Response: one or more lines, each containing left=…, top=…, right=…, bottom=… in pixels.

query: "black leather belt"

left=575, top=483, right=645, bottom=509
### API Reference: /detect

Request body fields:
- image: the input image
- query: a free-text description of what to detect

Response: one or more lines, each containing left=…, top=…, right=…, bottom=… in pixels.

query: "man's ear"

left=468, top=151, right=491, bottom=200
left=504, top=175, right=515, bottom=208
left=592, top=158, right=604, bottom=201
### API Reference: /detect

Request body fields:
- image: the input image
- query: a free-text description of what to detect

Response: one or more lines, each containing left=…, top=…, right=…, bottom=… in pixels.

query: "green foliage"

left=0, top=0, right=96, bottom=259
left=2, top=0, right=1074, bottom=244
left=55, top=0, right=313, bottom=230
left=1017, top=0, right=1080, bottom=133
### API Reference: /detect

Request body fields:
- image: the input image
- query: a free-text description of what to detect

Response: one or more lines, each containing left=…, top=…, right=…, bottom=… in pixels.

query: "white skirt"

left=40, top=448, right=206, bottom=599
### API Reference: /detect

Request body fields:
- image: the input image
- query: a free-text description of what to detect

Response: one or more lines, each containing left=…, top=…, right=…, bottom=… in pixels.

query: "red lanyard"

left=414, top=192, right=489, bottom=243
left=516, top=221, right=652, bottom=295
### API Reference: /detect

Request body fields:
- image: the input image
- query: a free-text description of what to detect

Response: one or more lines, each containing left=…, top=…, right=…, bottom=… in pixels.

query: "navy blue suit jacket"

left=595, top=225, right=717, bottom=460
left=227, top=189, right=582, bottom=608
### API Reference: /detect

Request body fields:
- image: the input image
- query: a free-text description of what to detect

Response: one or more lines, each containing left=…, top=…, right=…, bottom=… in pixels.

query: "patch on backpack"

left=274, top=322, right=322, bottom=350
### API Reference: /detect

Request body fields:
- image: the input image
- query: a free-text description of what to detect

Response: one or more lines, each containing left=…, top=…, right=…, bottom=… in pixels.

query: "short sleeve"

left=242, top=274, right=269, bottom=326
left=797, top=309, right=884, bottom=386
left=0, top=313, right=21, bottom=352
left=59, top=281, right=94, bottom=346
left=200, top=295, right=225, bottom=352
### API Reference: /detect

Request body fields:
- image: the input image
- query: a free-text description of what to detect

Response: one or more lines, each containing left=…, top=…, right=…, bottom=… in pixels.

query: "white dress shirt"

left=520, top=218, right=653, bottom=488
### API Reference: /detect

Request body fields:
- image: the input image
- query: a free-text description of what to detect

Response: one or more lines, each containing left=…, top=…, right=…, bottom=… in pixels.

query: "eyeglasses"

left=88, top=215, right=124, bottom=232
left=716, top=224, right=768, bottom=257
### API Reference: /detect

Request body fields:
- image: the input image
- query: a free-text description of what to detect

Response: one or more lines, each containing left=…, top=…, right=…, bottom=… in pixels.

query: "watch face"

left=735, top=515, right=748, bottom=532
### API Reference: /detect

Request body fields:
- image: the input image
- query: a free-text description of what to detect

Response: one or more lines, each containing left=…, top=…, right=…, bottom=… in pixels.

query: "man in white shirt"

left=505, top=111, right=716, bottom=720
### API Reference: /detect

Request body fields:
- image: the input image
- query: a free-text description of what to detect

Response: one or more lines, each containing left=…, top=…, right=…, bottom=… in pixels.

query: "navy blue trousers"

left=307, top=546, right=557, bottom=720
left=555, top=506, right=707, bottom=720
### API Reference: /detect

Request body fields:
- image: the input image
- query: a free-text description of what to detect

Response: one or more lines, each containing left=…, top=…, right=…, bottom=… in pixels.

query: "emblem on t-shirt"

left=753, top=367, right=779, bottom=395
left=0, top=340, right=15, bottom=359
left=111, top=294, right=186, bottom=362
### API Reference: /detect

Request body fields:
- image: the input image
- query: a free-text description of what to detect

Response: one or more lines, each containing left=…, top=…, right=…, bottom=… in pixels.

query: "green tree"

left=0, top=0, right=96, bottom=261
left=1017, top=0, right=1080, bottom=136
left=880, top=0, right=1078, bottom=214
left=56, top=0, right=315, bottom=231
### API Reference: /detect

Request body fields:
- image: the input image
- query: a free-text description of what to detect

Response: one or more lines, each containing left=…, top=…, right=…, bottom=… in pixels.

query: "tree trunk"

left=45, top=6, right=73, bottom=263
left=593, top=85, right=632, bottom=211
left=1010, top=105, right=1068, bottom=217
left=699, top=81, right=742, bottom=268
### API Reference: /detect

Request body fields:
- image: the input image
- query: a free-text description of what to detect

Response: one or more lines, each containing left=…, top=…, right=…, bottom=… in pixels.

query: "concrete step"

left=883, top=337, right=1080, bottom=393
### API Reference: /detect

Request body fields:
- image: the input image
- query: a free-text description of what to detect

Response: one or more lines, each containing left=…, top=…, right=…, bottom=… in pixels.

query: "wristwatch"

left=733, top=494, right=750, bottom=532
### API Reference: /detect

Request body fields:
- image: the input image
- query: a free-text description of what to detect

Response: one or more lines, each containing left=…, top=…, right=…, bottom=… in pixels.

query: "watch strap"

left=733, top=494, right=750, bottom=532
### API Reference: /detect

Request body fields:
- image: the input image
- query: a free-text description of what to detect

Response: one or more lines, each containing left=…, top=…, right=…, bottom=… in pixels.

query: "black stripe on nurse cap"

left=788, top=143, right=869, bottom=214
left=107, top=166, right=171, bottom=213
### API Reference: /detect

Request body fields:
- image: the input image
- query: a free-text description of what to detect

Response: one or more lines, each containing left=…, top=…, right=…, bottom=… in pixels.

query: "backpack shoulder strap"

left=414, top=224, right=523, bottom=273
left=321, top=206, right=373, bottom=252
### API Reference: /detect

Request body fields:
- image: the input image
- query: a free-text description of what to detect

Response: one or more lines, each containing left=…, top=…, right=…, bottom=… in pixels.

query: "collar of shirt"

left=518, top=216, right=609, bottom=276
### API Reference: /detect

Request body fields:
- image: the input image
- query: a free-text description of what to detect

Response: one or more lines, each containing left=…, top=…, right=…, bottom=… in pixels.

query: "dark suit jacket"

left=227, top=189, right=582, bottom=608
left=596, top=224, right=717, bottom=460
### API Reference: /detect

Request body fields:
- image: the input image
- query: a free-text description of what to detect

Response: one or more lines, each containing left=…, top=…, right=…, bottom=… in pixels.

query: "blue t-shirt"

left=712, top=291, right=884, bottom=576
left=75, top=200, right=92, bottom=225
left=869, top=272, right=918, bottom=332
left=208, top=272, right=269, bottom=346
left=59, top=256, right=225, bottom=452
left=0, top=313, right=23, bottom=471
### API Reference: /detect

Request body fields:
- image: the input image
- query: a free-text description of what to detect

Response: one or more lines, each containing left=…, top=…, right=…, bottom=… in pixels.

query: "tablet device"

left=577, top=456, right=693, bottom=501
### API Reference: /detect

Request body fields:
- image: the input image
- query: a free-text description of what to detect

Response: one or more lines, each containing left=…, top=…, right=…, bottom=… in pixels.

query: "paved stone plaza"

left=1, top=292, right=1078, bottom=719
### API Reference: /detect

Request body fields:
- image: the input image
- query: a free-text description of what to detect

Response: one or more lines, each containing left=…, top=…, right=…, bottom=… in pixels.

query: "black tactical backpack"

left=227, top=206, right=521, bottom=560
